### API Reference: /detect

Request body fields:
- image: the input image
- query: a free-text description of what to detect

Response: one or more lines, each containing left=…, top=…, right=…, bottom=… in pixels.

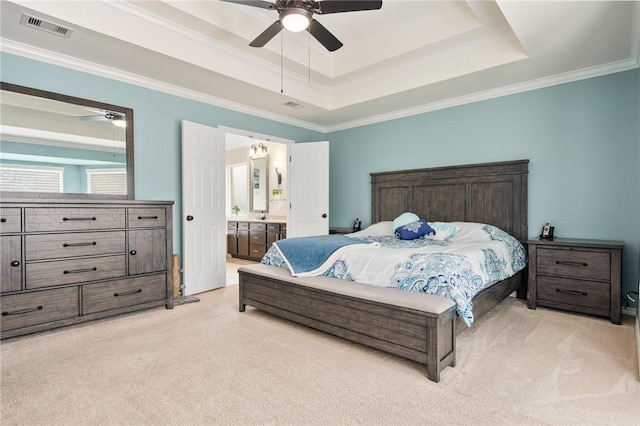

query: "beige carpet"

left=1, top=286, right=638, bottom=426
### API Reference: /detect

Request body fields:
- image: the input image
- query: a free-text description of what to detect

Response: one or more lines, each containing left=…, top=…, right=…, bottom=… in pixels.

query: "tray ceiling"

left=1, top=1, right=638, bottom=131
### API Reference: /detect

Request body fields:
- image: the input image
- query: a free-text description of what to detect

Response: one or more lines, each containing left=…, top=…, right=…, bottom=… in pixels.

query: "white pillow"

left=426, top=229, right=453, bottom=241
left=349, top=221, right=393, bottom=237
left=392, top=212, right=420, bottom=231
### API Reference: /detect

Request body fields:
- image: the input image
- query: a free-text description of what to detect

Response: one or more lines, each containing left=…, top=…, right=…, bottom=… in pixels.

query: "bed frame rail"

left=239, top=264, right=457, bottom=382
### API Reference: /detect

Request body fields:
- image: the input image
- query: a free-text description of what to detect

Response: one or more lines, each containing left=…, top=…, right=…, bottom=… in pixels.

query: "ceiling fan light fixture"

left=112, top=118, right=126, bottom=128
left=281, top=8, right=311, bottom=32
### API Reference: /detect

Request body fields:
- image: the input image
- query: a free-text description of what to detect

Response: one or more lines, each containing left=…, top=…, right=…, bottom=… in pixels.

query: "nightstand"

left=527, top=238, right=623, bottom=324
left=329, top=228, right=353, bottom=235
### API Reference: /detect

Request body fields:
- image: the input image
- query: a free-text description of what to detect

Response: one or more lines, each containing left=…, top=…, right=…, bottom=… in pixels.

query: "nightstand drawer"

left=537, top=276, right=610, bottom=312
left=537, top=248, right=610, bottom=281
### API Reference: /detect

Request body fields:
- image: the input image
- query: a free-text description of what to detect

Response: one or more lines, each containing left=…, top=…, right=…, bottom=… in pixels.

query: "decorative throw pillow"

left=395, top=219, right=436, bottom=240
left=392, top=212, right=420, bottom=231
left=430, top=222, right=461, bottom=237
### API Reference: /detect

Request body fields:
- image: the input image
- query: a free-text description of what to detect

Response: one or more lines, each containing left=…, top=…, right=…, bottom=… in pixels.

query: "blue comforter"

left=272, top=234, right=376, bottom=275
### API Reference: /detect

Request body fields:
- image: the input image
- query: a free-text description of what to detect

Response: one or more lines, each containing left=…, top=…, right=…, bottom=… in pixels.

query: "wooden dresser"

left=227, top=220, right=286, bottom=261
left=0, top=199, right=174, bottom=339
left=527, top=238, right=623, bottom=324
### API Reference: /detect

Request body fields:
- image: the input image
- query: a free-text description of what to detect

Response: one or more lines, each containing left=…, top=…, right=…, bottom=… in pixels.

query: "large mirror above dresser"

left=0, top=82, right=134, bottom=199
left=0, top=83, right=174, bottom=339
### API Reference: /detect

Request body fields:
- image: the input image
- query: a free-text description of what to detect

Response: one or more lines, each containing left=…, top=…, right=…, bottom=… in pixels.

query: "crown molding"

left=326, top=58, right=640, bottom=133
left=2, top=37, right=638, bottom=136
left=0, top=39, right=327, bottom=134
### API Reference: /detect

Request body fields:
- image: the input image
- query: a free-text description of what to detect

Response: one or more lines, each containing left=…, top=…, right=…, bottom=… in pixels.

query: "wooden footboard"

left=238, top=264, right=457, bottom=382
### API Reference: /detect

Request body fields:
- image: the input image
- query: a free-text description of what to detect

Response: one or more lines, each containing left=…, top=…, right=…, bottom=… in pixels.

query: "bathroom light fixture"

left=250, top=143, right=267, bottom=156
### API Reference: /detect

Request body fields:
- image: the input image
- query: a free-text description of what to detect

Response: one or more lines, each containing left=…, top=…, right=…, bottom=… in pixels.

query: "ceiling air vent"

left=283, top=101, right=303, bottom=109
left=20, top=14, right=74, bottom=39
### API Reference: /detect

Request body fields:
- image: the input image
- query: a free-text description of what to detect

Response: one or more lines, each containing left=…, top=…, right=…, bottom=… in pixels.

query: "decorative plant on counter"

left=272, top=188, right=283, bottom=198
left=232, top=204, right=240, bottom=215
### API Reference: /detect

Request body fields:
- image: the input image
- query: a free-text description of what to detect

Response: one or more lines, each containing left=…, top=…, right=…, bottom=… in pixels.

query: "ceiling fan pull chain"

left=280, top=32, right=284, bottom=94
left=308, top=31, right=311, bottom=84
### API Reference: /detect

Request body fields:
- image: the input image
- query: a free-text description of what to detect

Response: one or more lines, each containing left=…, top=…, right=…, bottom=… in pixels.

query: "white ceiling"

left=1, top=1, right=638, bottom=132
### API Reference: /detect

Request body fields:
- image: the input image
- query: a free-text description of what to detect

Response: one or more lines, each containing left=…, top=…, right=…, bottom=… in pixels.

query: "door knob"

left=322, top=213, right=327, bottom=218
left=186, top=215, right=194, bottom=221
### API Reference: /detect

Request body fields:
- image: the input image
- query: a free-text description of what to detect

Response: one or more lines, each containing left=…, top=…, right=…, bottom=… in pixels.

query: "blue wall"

left=327, top=69, right=640, bottom=299
left=1, top=52, right=324, bottom=257
left=2, top=52, right=639, bottom=298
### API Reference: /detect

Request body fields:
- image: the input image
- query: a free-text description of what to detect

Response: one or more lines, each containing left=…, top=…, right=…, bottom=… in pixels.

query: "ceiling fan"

left=77, top=110, right=127, bottom=128
left=221, top=0, right=383, bottom=51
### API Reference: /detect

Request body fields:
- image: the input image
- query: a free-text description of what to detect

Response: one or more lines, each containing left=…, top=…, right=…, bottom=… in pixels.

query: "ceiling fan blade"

left=218, top=0, right=274, bottom=10
left=307, top=19, right=343, bottom=52
left=249, top=20, right=283, bottom=47
left=315, top=0, right=382, bottom=14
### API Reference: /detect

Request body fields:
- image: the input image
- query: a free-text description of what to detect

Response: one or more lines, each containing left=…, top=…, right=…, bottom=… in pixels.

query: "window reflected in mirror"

left=0, top=82, right=134, bottom=199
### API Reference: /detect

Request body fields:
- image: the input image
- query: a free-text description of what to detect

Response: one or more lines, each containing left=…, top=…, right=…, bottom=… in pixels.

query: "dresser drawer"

left=537, top=276, right=610, bottom=312
left=1, top=287, right=79, bottom=332
left=25, top=208, right=126, bottom=232
left=25, top=231, right=126, bottom=261
left=26, top=255, right=126, bottom=289
left=83, top=274, right=167, bottom=315
left=537, top=248, right=610, bottom=281
left=128, top=208, right=166, bottom=228
left=0, top=208, right=21, bottom=233
left=238, top=222, right=249, bottom=231
left=228, top=222, right=238, bottom=230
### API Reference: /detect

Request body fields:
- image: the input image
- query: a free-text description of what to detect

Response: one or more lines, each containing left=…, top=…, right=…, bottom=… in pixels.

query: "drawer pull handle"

left=556, top=289, right=588, bottom=296
left=114, top=289, right=142, bottom=297
left=555, top=261, right=587, bottom=267
left=11, top=260, right=20, bottom=267
left=2, top=305, right=43, bottom=316
left=138, top=215, right=158, bottom=220
left=63, top=267, right=97, bottom=274
left=63, top=242, right=97, bottom=248
left=0, top=218, right=6, bottom=223
left=63, top=217, right=96, bottom=222
left=130, top=250, right=137, bottom=256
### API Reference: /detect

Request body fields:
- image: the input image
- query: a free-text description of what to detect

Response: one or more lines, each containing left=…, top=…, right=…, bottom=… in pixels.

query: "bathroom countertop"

left=227, top=216, right=287, bottom=224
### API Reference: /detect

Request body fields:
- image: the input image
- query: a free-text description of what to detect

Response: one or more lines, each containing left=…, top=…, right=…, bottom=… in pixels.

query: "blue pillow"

left=395, top=219, right=436, bottom=240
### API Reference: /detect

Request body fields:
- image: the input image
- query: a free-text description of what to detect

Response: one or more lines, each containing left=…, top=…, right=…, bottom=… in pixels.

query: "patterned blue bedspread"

left=262, top=223, right=527, bottom=326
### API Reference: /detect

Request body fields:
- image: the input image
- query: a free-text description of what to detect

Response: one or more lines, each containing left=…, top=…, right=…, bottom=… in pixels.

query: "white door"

left=182, top=121, right=226, bottom=295
left=288, top=141, right=329, bottom=238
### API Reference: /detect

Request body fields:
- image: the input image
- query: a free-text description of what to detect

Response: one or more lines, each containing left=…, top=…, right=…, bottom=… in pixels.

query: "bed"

left=238, top=159, right=529, bottom=382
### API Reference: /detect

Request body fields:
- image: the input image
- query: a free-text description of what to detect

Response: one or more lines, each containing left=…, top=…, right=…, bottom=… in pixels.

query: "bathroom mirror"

left=250, top=155, right=268, bottom=212
left=0, top=82, right=134, bottom=199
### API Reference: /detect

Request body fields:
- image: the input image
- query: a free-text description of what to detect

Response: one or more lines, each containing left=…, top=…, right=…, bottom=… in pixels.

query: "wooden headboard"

left=371, top=160, right=529, bottom=241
